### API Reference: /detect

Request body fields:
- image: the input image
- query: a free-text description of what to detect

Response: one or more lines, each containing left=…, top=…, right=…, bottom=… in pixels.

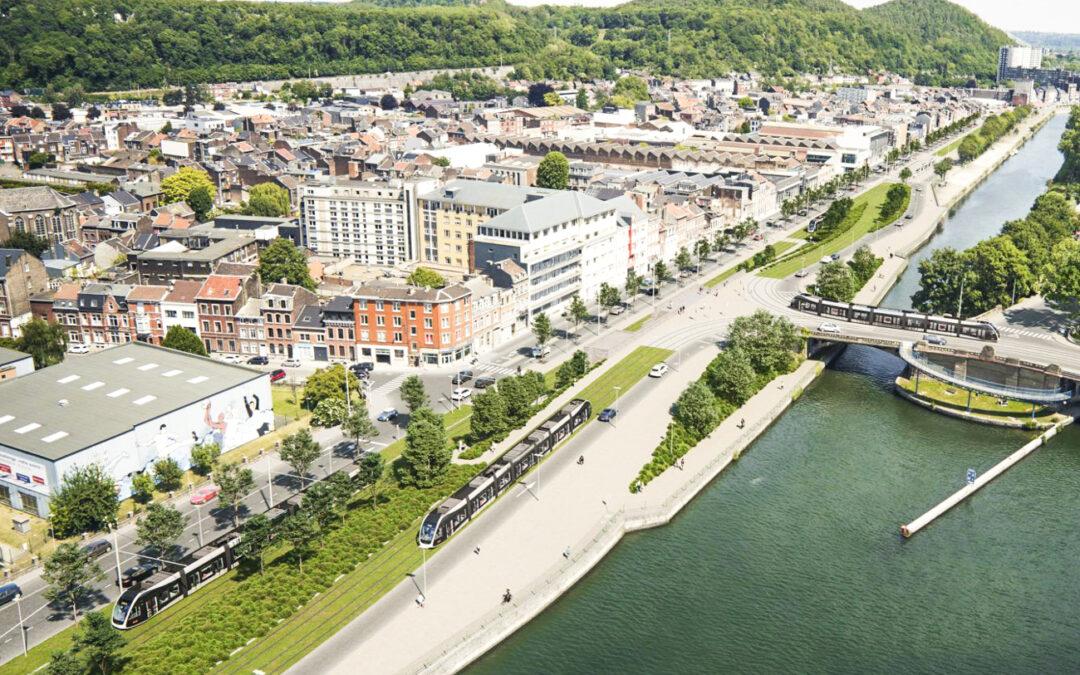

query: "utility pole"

left=957, top=273, right=966, bottom=319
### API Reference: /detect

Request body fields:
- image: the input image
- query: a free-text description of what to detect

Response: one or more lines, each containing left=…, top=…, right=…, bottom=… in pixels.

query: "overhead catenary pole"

left=15, top=594, right=26, bottom=657
left=111, top=525, right=123, bottom=587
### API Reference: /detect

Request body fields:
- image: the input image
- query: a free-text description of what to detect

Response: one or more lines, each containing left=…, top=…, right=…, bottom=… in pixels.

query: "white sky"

left=505, top=0, right=1079, bottom=34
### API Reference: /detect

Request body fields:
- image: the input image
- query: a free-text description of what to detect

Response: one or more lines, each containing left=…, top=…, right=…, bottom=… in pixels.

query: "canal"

left=471, top=114, right=1079, bottom=674
left=884, top=111, right=1068, bottom=309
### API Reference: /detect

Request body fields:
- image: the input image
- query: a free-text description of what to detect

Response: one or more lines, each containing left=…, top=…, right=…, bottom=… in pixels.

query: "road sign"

left=966, top=468, right=977, bottom=485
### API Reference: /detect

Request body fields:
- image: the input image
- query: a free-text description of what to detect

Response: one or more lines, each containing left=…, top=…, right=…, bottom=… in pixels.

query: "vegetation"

left=280, top=429, right=323, bottom=481
left=135, top=503, right=187, bottom=559
left=405, top=266, right=446, bottom=288
left=417, top=71, right=511, bottom=101
left=301, top=364, right=360, bottom=410
left=532, top=312, right=553, bottom=347
left=956, top=106, right=1032, bottom=163
left=2, top=318, right=67, bottom=369
left=161, top=167, right=215, bottom=205
left=47, top=611, right=125, bottom=675
left=152, top=458, right=183, bottom=492
left=876, top=183, right=910, bottom=225
left=42, top=543, right=103, bottom=622
left=399, top=375, right=429, bottom=412
left=217, top=462, right=256, bottom=527
left=49, top=465, right=118, bottom=538
left=536, top=151, right=569, bottom=190
left=397, top=407, right=450, bottom=487
left=161, top=325, right=207, bottom=356
left=310, top=398, right=349, bottom=427
left=257, top=238, right=315, bottom=291
left=813, top=245, right=883, bottom=302
left=1, top=230, right=52, bottom=258
left=632, top=311, right=803, bottom=491
left=189, top=442, right=221, bottom=476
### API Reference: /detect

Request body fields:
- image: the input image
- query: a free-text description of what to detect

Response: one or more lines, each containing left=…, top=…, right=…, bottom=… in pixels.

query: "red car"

left=269, top=368, right=286, bottom=383
left=190, top=486, right=219, bottom=505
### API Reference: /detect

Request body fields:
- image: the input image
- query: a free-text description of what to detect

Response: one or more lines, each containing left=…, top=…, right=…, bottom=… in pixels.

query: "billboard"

left=0, top=450, right=50, bottom=493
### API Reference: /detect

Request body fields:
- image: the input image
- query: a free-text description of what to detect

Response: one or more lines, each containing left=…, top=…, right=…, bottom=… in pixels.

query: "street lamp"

left=613, top=385, right=621, bottom=427
left=14, top=594, right=26, bottom=657
left=194, top=503, right=204, bottom=547
left=111, top=524, right=123, bottom=588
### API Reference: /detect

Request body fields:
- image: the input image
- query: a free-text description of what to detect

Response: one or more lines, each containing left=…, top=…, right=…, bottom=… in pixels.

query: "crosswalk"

left=477, top=363, right=520, bottom=377
left=999, top=327, right=1057, bottom=342
left=369, top=373, right=407, bottom=397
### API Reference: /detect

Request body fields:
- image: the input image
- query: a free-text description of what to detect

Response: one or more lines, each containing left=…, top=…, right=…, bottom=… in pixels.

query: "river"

left=469, top=115, right=1079, bottom=674
left=884, top=112, right=1068, bottom=309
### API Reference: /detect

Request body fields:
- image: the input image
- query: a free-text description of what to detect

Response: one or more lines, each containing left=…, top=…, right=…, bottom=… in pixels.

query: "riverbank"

left=893, top=375, right=1065, bottom=429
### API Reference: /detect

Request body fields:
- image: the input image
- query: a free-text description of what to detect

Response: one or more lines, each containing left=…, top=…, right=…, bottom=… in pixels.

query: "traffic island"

left=894, top=374, right=1068, bottom=430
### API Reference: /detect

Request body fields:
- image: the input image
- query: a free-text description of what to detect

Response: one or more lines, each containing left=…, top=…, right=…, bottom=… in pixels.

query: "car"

left=120, top=561, right=159, bottom=588
left=924, top=335, right=947, bottom=346
left=67, top=343, right=90, bottom=354
left=829, top=253, right=841, bottom=262
left=281, top=358, right=301, bottom=368
left=190, top=485, right=219, bottom=505
left=452, top=370, right=473, bottom=384
left=352, top=361, right=375, bottom=373
left=219, top=354, right=242, bottom=364
left=904, top=213, right=913, bottom=220
left=0, top=583, right=21, bottom=607
left=752, top=233, right=764, bottom=241
left=649, top=363, right=669, bottom=378
left=246, top=355, right=269, bottom=365
left=820, top=256, right=833, bottom=265
left=609, top=304, right=626, bottom=315
left=269, top=368, right=286, bottom=383
left=598, top=407, right=618, bottom=422
left=818, top=322, right=842, bottom=334
left=798, top=209, right=809, bottom=216
left=80, top=539, right=112, bottom=560
left=451, top=387, right=472, bottom=402
left=377, top=408, right=398, bottom=422
left=794, top=269, right=810, bottom=278
left=474, top=376, right=497, bottom=389
left=530, top=345, right=551, bottom=359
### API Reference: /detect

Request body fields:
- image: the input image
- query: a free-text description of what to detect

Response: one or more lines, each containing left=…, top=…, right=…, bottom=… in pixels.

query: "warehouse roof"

left=0, top=343, right=264, bottom=461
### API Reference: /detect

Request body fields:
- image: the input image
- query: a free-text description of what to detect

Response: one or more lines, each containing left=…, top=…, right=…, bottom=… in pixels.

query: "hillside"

left=0, top=0, right=1008, bottom=92
left=1012, top=32, right=1080, bottom=52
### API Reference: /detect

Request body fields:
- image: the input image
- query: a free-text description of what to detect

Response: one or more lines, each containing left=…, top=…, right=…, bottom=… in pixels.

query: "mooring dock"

left=901, top=417, right=1075, bottom=538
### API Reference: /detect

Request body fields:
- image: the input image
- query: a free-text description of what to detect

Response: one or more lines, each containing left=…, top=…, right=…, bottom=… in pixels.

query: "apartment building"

left=74, top=283, right=136, bottom=348
left=352, top=284, right=472, bottom=367
left=127, top=285, right=168, bottom=345
left=322, top=295, right=357, bottom=363
left=131, top=228, right=259, bottom=285
left=417, top=180, right=560, bottom=274
left=473, top=190, right=622, bottom=318
left=466, top=261, right=529, bottom=355
left=0, top=249, right=49, bottom=338
left=160, top=280, right=202, bottom=337
left=299, top=178, right=437, bottom=266
left=196, top=275, right=253, bottom=354
left=260, top=283, right=318, bottom=358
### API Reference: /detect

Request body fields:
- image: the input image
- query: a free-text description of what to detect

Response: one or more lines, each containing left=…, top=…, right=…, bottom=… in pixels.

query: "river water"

left=470, top=116, right=1079, bottom=674
left=884, top=112, right=1068, bottom=309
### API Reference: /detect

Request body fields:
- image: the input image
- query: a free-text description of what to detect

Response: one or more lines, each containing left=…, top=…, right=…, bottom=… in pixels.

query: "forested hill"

left=0, top=0, right=1008, bottom=92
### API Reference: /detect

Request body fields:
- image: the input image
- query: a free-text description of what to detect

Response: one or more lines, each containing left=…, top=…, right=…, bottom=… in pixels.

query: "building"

left=196, top=275, right=255, bottom=355
left=0, top=248, right=49, bottom=338
left=0, top=342, right=272, bottom=516
left=130, top=228, right=259, bottom=285
left=0, top=187, right=79, bottom=246
left=299, top=178, right=436, bottom=266
left=473, top=190, right=621, bottom=317
left=260, top=283, right=318, bottom=358
left=999, top=45, right=1043, bottom=81
left=161, top=280, right=203, bottom=337
left=322, top=295, right=357, bottom=363
left=352, top=284, right=473, bottom=367
left=0, top=346, right=33, bottom=382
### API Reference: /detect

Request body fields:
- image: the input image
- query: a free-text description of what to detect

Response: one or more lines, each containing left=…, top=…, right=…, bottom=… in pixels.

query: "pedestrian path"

left=998, top=326, right=1056, bottom=342
left=477, top=363, right=518, bottom=377
left=370, top=373, right=407, bottom=397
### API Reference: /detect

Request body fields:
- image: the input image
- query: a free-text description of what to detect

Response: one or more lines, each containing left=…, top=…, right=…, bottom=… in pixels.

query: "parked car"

left=377, top=408, right=398, bottom=422
left=829, top=253, right=841, bottom=262
left=794, top=269, right=810, bottom=278
left=269, top=368, right=286, bottom=383
left=924, top=335, right=947, bottom=346
left=904, top=213, right=914, bottom=220
left=67, top=343, right=90, bottom=354
left=452, top=370, right=473, bottom=384
left=609, top=304, right=626, bottom=315
left=818, top=322, right=842, bottom=334
left=80, top=539, right=112, bottom=560
left=820, top=256, right=833, bottom=265
left=281, top=358, right=301, bottom=368
left=451, top=387, right=472, bottom=402
left=0, top=583, right=21, bottom=607
left=352, top=361, right=375, bottom=373
left=474, top=376, right=497, bottom=389
left=190, top=485, right=220, bottom=505
left=220, top=354, right=242, bottom=364
left=649, top=363, right=669, bottom=378
left=247, top=355, right=269, bottom=365
left=120, top=561, right=159, bottom=588
left=598, top=407, right=618, bottom=423
left=530, top=345, right=551, bottom=359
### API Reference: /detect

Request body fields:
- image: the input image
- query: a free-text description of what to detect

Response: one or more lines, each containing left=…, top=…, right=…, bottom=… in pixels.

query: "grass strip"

left=623, top=314, right=651, bottom=332
left=704, top=265, right=741, bottom=289
left=935, top=136, right=964, bottom=157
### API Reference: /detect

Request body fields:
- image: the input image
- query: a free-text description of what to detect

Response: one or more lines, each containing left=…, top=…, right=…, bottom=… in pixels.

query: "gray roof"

left=0, top=249, right=29, bottom=276
left=0, top=186, right=76, bottom=214
left=0, top=342, right=264, bottom=461
left=0, top=347, right=30, bottom=368
left=418, top=179, right=559, bottom=211
left=480, top=190, right=613, bottom=235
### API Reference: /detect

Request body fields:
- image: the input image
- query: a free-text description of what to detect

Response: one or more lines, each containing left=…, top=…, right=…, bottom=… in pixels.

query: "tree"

left=625, top=270, right=642, bottom=304
left=899, top=167, right=912, bottom=182
left=46, top=649, right=84, bottom=675
left=136, top=503, right=187, bottom=559
left=470, top=388, right=508, bottom=441
left=848, top=245, right=881, bottom=286
left=325, top=471, right=354, bottom=523
left=532, top=312, right=553, bottom=347
left=43, top=543, right=103, bottom=621
left=161, top=167, right=215, bottom=205
left=406, top=267, right=446, bottom=288
left=536, top=151, right=569, bottom=190
left=28, top=151, right=53, bottom=169
left=50, top=465, right=118, bottom=538
left=400, top=374, right=429, bottom=412
left=357, top=451, right=385, bottom=508
left=186, top=185, right=214, bottom=222
left=675, top=247, right=693, bottom=272
left=282, top=511, right=318, bottom=572
left=130, top=472, right=154, bottom=504
left=653, top=260, right=671, bottom=284
left=612, top=76, right=649, bottom=106
left=673, top=380, right=720, bottom=439
left=398, top=407, right=449, bottom=488
left=1044, top=238, right=1080, bottom=329
left=933, top=158, right=953, bottom=182
left=189, top=442, right=220, bottom=476
left=567, top=294, right=589, bottom=334
left=706, top=347, right=758, bottom=405
left=542, top=91, right=563, bottom=107
left=311, top=397, right=349, bottom=427
left=555, top=350, right=589, bottom=389
left=431, top=156, right=450, bottom=168
left=957, top=134, right=983, bottom=163
left=726, top=310, right=802, bottom=376
left=964, top=236, right=1035, bottom=314
left=216, top=462, right=255, bottom=527
left=302, top=482, right=336, bottom=531
left=52, top=103, right=71, bottom=121
left=343, top=405, right=379, bottom=452
left=152, top=457, right=183, bottom=492
left=599, top=283, right=621, bottom=311
left=2, top=230, right=51, bottom=257
left=498, top=376, right=532, bottom=425
left=694, top=238, right=711, bottom=262
left=280, top=429, right=322, bottom=481
left=246, top=182, right=291, bottom=217
left=814, top=261, right=856, bottom=302
left=911, top=247, right=970, bottom=317
left=29, top=106, right=46, bottom=119
left=71, top=611, right=125, bottom=675
left=302, top=364, right=359, bottom=409
left=380, top=93, right=398, bottom=110
left=17, top=318, right=67, bottom=368
left=162, top=325, right=207, bottom=356
left=527, top=82, right=555, bottom=107
left=236, top=513, right=273, bottom=573
left=575, top=88, right=588, bottom=109
left=257, top=238, right=315, bottom=290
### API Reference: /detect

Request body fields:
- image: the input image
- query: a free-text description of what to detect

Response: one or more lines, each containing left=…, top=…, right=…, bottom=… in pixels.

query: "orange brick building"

left=352, top=284, right=472, bottom=367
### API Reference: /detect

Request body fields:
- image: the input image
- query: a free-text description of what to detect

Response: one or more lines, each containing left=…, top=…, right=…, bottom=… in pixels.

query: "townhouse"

left=352, top=283, right=472, bottom=367
left=0, top=249, right=50, bottom=338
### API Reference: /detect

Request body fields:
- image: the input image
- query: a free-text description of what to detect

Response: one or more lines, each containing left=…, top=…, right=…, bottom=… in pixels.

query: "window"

left=165, top=310, right=178, bottom=318
left=376, top=316, right=385, bottom=326
left=182, top=311, right=195, bottom=319
left=202, top=321, right=210, bottom=332
left=424, top=318, right=433, bottom=328
left=393, top=316, right=402, bottom=327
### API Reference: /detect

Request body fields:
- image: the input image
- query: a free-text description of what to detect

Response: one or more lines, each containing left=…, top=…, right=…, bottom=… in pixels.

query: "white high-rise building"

left=998, top=45, right=1043, bottom=81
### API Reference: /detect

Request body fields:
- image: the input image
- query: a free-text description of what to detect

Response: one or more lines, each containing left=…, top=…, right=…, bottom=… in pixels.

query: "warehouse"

left=0, top=342, right=273, bottom=517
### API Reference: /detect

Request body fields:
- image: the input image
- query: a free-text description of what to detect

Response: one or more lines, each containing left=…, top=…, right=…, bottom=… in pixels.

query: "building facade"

left=352, top=284, right=472, bottom=367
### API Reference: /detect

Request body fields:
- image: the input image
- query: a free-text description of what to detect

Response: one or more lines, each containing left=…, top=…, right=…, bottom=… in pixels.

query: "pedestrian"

left=563, top=546, right=570, bottom=559
left=474, top=546, right=481, bottom=555
left=416, top=593, right=425, bottom=608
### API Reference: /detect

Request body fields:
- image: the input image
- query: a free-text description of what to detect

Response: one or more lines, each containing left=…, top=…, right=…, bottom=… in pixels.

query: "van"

left=0, top=583, right=21, bottom=606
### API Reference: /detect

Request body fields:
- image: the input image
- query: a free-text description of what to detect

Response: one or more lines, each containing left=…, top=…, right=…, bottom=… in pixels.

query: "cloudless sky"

left=506, top=0, right=1078, bottom=34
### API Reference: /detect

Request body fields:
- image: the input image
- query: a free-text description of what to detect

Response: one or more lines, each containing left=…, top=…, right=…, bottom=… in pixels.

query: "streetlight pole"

left=421, top=545, right=428, bottom=598
left=195, top=503, right=203, bottom=547
left=344, top=367, right=352, bottom=417
left=613, top=385, right=621, bottom=427
left=15, top=594, right=26, bottom=658
left=111, top=525, right=122, bottom=587
left=267, top=455, right=274, bottom=507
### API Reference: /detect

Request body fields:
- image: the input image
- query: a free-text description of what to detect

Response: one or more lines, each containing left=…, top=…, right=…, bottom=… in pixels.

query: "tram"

left=790, top=293, right=999, bottom=341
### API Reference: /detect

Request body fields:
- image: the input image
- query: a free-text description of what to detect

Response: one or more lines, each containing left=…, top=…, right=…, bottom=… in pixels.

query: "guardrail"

left=899, top=343, right=1073, bottom=403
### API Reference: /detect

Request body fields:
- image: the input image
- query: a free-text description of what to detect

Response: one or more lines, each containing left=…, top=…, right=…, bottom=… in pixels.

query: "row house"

left=322, top=295, right=356, bottom=363
left=0, top=249, right=49, bottom=338
left=466, top=260, right=528, bottom=355
left=161, top=279, right=202, bottom=337
left=260, top=283, right=319, bottom=358
left=74, top=283, right=136, bottom=348
left=127, top=285, right=168, bottom=344
left=292, top=304, right=327, bottom=363
left=352, top=283, right=473, bottom=367
left=196, top=274, right=257, bottom=355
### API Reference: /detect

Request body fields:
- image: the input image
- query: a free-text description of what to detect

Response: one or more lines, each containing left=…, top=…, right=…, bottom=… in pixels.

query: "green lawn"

left=575, top=346, right=672, bottom=413
left=772, top=240, right=799, bottom=256
left=896, top=375, right=1057, bottom=419
left=272, top=384, right=308, bottom=421
left=704, top=264, right=741, bottom=288
left=788, top=228, right=812, bottom=240
left=935, top=136, right=964, bottom=157
left=760, top=183, right=896, bottom=279
left=623, top=313, right=651, bottom=332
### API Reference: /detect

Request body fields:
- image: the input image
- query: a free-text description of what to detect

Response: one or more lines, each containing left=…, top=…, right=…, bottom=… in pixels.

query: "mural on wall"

left=0, top=451, right=49, bottom=493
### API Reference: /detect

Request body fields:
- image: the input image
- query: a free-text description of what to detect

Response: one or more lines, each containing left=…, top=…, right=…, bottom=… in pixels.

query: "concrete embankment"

left=411, top=349, right=842, bottom=675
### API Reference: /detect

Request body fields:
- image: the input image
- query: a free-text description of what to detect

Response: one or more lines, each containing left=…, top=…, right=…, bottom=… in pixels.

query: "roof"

left=197, top=275, right=245, bottom=301
left=353, top=283, right=470, bottom=303
left=0, top=346, right=30, bottom=368
left=0, top=186, right=76, bottom=214
left=164, top=279, right=202, bottom=304
left=0, top=249, right=29, bottom=276
left=419, top=179, right=559, bottom=211
left=126, top=285, right=169, bottom=302
left=0, top=342, right=264, bottom=461
left=480, top=191, right=613, bottom=235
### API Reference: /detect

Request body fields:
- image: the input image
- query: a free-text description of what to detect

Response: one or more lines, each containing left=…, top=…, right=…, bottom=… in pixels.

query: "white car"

left=818, top=322, right=842, bottom=334
left=281, top=358, right=302, bottom=368
left=220, top=354, right=242, bottom=364
left=649, top=363, right=670, bottom=378
left=451, top=387, right=472, bottom=402
left=609, top=305, right=626, bottom=315
left=794, top=269, right=810, bottom=278
left=530, top=345, right=551, bottom=359
left=67, top=343, right=90, bottom=354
